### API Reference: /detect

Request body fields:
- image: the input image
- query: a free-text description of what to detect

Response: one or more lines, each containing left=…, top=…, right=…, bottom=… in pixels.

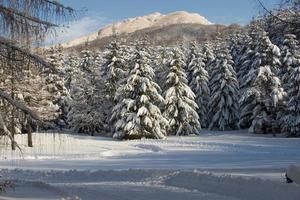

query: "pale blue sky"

left=61, top=0, right=279, bottom=24
left=52, top=0, right=280, bottom=44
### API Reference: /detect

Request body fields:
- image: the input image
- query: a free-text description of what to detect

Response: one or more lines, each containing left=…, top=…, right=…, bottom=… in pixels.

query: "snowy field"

left=0, top=130, right=300, bottom=199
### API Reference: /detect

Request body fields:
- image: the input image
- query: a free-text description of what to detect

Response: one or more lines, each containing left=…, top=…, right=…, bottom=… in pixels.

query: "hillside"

left=61, top=11, right=243, bottom=52
left=65, top=23, right=241, bottom=52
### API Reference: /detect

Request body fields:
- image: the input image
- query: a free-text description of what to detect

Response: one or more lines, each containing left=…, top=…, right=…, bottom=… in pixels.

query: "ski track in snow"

left=0, top=130, right=300, bottom=199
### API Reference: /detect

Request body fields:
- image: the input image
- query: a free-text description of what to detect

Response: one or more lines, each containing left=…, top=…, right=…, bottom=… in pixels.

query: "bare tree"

left=0, top=0, right=74, bottom=150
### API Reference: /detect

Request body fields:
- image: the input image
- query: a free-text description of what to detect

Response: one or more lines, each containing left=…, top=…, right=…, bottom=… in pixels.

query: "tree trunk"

left=8, top=50, right=16, bottom=151
left=27, top=121, right=33, bottom=147
left=11, top=128, right=16, bottom=150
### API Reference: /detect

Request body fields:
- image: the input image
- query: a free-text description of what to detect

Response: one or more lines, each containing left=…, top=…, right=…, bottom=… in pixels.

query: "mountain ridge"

left=62, top=11, right=212, bottom=48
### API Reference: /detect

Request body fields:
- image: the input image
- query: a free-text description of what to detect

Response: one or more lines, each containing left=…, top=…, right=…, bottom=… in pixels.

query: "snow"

left=1, top=131, right=300, bottom=171
left=0, top=131, right=300, bottom=199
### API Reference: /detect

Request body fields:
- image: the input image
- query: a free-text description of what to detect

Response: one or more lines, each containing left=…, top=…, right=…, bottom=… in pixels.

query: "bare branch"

left=0, top=36, right=51, bottom=68
left=0, top=5, right=58, bottom=27
left=0, top=90, right=41, bottom=121
left=257, top=0, right=298, bottom=25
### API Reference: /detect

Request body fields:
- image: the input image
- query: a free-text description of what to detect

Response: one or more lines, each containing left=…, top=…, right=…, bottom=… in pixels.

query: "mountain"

left=62, top=11, right=241, bottom=51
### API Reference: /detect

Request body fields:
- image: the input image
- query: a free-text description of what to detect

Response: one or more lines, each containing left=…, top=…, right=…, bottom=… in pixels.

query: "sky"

left=49, top=0, right=280, bottom=44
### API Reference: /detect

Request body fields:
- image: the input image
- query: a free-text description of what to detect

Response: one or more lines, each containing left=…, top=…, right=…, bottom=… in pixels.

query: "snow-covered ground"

left=0, top=130, right=300, bottom=199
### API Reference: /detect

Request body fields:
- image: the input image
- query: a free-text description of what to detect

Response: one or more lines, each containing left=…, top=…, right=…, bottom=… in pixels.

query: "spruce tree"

left=202, top=42, right=215, bottom=72
left=188, top=47, right=210, bottom=128
left=186, top=41, right=199, bottom=83
left=231, top=33, right=251, bottom=73
left=111, top=46, right=167, bottom=140
left=155, top=46, right=173, bottom=93
left=45, top=46, right=69, bottom=128
left=208, top=47, right=239, bottom=130
left=101, top=40, right=127, bottom=130
left=64, top=55, right=79, bottom=92
left=280, top=34, right=300, bottom=87
left=250, top=66, right=285, bottom=134
left=239, top=31, right=281, bottom=129
left=201, top=43, right=216, bottom=74
left=102, top=40, right=127, bottom=102
left=68, top=50, right=105, bottom=135
left=238, top=30, right=259, bottom=128
left=243, top=32, right=284, bottom=134
left=163, top=48, right=200, bottom=136
left=279, top=34, right=300, bottom=136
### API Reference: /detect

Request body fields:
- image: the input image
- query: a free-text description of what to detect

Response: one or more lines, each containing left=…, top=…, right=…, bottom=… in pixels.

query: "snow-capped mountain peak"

left=62, top=11, right=212, bottom=48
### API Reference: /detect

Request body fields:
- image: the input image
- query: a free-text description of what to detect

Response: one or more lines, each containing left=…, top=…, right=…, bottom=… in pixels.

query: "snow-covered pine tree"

left=280, top=34, right=300, bottom=87
left=101, top=40, right=127, bottom=128
left=68, top=50, right=106, bottom=135
left=202, top=42, right=216, bottom=73
left=228, top=33, right=241, bottom=65
left=249, top=66, right=285, bottom=134
left=237, top=21, right=264, bottom=84
left=202, top=42, right=215, bottom=71
left=188, top=46, right=210, bottom=128
left=237, top=30, right=257, bottom=86
left=44, top=46, right=69, bottom=128
left=239, top=31, right=281, bottom=129
left=229, top=33, right=251, bottom=73
left=111, top=46, right=168, bottom=140
left=208, top=47, right=240, bottom=130
left=102, top=40, right=127, bottom=94
left=64, top=54, right=79, bottom=92
left=279, top=34, right=300, bottom=136
left=163, top=48, right=200, bottom=136
left=237, top=30, right=259, bottom=128
left=155, top=46, right=173, bottom=93
left=186, top=41, right=199, bottom=83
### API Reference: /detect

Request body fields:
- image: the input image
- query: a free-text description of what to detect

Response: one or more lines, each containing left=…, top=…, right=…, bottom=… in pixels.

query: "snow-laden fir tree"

left=280, top=34, right=300, bottom=86
left=228, top=33, right=242, bottom=66
left=249, top=66, right=285, bottom=134
left=155, top=46, right=173, bottom=92
left=68, top=51, right=106, bottom=135
left=229, top=33, right=251, bottom=73
left=111, top=46, right=168, bottom=140
left=237, top=30, right=259, bottom=128
left=188, top=47, right=210, bottom=128
left=186, top=41, right=199, bottom=83
left=64, top=54, right=79, bottom=92
left=101, top=40, right=127, bottom=128
left=102, top=40, right=127, bottom=98
left=202, top=42, right=215, bottom=72
left=208, top=47, right=240, bottom=130
left=239, top=31, right=281, bottom=129
left=279, top=34, right=300, bottom=136
left=44, top=46, right=69, bottom=128
left=236, top=30, right=258, bottom=85
left=236, top=21, right=265, bottom=83
left=163, top=48, right=200, bottom=135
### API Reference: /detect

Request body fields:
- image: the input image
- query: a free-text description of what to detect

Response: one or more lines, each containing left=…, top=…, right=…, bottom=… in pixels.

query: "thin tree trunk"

left=8, top=50, right=16, bottom=151
left=27, top=121, right=33, bottom=147
left=10, top=122, right=16, bottom=150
